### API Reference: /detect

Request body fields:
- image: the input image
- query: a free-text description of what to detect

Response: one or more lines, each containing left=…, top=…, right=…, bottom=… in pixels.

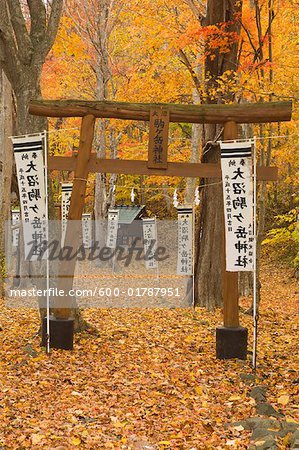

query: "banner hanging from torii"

left=12, top=134, right=47, bottom=260
left=220, top=141, right=254, bottom=272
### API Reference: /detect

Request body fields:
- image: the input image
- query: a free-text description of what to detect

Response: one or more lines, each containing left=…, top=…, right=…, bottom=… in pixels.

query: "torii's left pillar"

left=42, top=115, right=96, bottom=349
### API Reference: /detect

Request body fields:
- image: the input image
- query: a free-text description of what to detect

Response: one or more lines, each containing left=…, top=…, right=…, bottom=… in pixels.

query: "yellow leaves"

left=0, top=265, right=298, bottom=449
left=228, top=394, right=242, bottom=401
left=110, top=416, right=128, bottom=429
left=170, top=432, right=183, bottom=439
left=195, top=386, right=203, bottom=395
left=277, top=393, right=290, bottom=405
left=282, top=433, right=292, bottom=447
left=70, top=437, right=81, bottom=446
left=193, top=384, right=209, bottom=408
left=113, top=420, right=127, bottom=428
left=189, top=371, right=196, bottom=382
left=29, top=354, right=46, bottom=363
left=158, top=441, right=172, bottom=447
left=31, top=434, right=44, bottom=445
left=286, top=417, right=298, bottom=424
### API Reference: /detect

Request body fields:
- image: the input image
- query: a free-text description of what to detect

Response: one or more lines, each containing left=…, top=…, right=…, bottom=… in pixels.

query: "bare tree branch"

left=254, top=0, right=264, bottom=62
left=238, top=19, right=259, bottom=59
left=0, top=4, right=21, bottom=86
left=40, top=0, right=63, bottom=60
left=27, top=0, right=47, bottom=47
left=178, top=49, right=203, bottom=99
left=184, top=0, right=206, bottom=21
left=5, top=0, right=33, bottom=63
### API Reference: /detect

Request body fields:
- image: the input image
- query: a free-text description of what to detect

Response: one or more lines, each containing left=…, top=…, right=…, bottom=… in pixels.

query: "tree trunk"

left=195, top=136, right=225, bottom=309
left=92, top=1, right=118, bottom=261
left=0, top=0, right=64, bottom=330
left=195, top=0, right=243, bottom=308
left=94, top=64, right=109, bottom=263
left=185, top=123, right=202, bottom=204
left=106, top=128, right=121, bottom=209
left=0, top=69, right=13, bottom=296
left=185, top=79, right=202, bottom=204
left=238, top=272, right=253, bottom=297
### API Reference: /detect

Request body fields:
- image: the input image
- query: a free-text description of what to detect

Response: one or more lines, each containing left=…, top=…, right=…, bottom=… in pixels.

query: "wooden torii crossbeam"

left=29, top=99, right=292, bottom=353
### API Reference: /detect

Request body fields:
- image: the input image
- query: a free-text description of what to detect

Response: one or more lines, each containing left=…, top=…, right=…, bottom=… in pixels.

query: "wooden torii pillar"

left=29, top=100, right=292, bottom=353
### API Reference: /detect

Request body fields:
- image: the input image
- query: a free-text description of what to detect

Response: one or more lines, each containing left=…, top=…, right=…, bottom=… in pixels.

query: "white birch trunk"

left=0, top=69, right=13, bottom=294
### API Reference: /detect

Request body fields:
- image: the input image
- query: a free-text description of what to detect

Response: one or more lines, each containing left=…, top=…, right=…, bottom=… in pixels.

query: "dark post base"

left=216, top=326, right=248, bottom=360
left=42, top=316, right=74, bottom=350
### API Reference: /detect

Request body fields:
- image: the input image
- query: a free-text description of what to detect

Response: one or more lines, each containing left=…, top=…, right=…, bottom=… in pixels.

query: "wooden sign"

left=148, top=108, right=169, bottom=169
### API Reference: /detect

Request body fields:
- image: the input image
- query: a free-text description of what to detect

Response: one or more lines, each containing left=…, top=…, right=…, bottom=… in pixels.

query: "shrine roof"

left=115, top=205, right=145, bottom=224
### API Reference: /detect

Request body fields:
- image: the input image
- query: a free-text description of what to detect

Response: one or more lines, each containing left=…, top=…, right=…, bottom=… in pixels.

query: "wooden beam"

left=29, top=99, right=292, bottom=124
left=223, top=122, right=239, bottom=328
left=48, top=155, right=278, bottom=181
left=54, top=114, right=96, bottom=319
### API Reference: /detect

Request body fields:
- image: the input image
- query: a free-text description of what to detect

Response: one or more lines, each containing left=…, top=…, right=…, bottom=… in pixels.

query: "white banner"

left=177, top=207, right=193, bottom=276
left=11, top=209, right=20, bottom=247
left=13, top=135, right=47, bottom=260
left=220, top=141, right=254, bottom=271
left=106, top=209, right=119, bottom=249
left=142, top=218, right=158, bottom=269
left=61, top=183, right=73, bottom=245
left=82, top=213, right=92, bottom=249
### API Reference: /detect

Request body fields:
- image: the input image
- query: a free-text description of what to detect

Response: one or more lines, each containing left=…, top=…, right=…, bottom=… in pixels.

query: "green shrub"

left=263, top=208, right=299, bottom=268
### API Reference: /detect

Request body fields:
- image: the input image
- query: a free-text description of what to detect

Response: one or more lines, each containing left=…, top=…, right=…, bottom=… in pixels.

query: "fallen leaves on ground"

left=0, top=263, right=298, bottom=449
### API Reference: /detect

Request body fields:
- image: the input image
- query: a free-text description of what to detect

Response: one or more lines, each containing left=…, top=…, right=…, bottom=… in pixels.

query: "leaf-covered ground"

left=0, top=263, right=298, bottom=449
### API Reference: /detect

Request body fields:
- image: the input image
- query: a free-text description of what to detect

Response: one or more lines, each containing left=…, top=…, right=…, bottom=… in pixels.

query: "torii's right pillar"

left=216, top=121, right=248, bottom=360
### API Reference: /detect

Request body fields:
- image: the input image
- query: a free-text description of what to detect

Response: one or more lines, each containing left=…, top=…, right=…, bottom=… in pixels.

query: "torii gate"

left=29, top=99, right=292, bottom=357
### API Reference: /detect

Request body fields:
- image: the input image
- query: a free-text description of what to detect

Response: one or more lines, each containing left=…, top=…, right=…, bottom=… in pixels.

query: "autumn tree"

left=0, top=1, right=63, bottom=134
left=66, top=0, right=125, bottom=229
left=237, top=0, right=298, bottom=308
left=181, top=0, right=243, bottom=308
left=124, top=0, right=243, bottom=307
left=0, top=1, right=63, bottom=312
left=37, top=0, right=297, bottom=311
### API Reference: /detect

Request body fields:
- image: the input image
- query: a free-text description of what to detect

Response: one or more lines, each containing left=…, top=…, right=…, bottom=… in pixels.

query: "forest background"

left=0, top=0, right=298, bottom=308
